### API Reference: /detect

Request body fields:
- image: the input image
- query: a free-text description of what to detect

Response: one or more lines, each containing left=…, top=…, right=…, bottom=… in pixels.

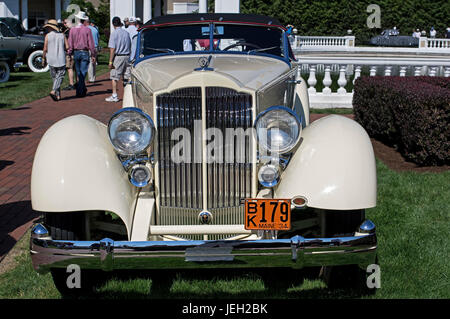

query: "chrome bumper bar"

left=30, top=221, right=377, bottom=274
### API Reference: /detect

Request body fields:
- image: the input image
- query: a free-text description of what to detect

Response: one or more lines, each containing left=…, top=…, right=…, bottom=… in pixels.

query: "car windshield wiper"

left=144, top=47, right=175, bottom=54
left=248, top=46, right=278, bottom=54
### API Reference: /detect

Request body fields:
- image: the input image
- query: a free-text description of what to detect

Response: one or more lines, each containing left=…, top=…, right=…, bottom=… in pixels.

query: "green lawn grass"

left=0, top=52, right=110, bottom=109
left=1, top=160, right=448, bottom=299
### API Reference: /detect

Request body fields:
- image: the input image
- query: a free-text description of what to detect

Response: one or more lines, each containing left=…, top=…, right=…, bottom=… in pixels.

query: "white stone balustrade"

left=293, top=36, right=355, bottom=50
left=293, top=36, right=450, bottom=53
left=297, top=57, right=450, bottom=109
left=420, top=37, right=450, bottom=49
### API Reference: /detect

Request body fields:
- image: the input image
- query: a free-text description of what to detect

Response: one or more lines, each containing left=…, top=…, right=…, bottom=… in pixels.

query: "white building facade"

left=110, top=0, right=240, bottom=29
left=0, top=0, right=71, bottom=30
left=1, top=0, right=240, bottom=31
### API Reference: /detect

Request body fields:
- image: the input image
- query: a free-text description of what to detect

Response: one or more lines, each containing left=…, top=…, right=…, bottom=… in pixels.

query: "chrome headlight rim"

left=254, top=105, right=302, bottom=154
left=108, top=107, right=155, bottom=156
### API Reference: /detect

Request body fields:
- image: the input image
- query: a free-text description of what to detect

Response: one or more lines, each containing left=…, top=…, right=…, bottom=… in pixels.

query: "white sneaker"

left=105, top=95, right=119, bottom=102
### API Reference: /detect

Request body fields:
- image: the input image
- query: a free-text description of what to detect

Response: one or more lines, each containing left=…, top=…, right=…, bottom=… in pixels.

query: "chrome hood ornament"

left=195, top=55, right=214, bottom=71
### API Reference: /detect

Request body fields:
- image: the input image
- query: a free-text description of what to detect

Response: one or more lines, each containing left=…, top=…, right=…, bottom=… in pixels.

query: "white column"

left=337, top=65, right=348, bottom=94
left=370, top=66, right=377, bottom=76
left=199, top=0, right=208, bottom=13
left=384, top=66, right=392, bottom=76
left=21, top=0, right=28, bottom=30
left=322, top=65, right=332, bottom=95
left=414, top=66, right=422, bottom=76
left=444, top=67, right=450, bottom=78
left=307, top=65, right=317, bottom=94
left=353, top=65, right=361, bottom=85
left=399, top=66, right=407, bottom=77
left=143, top=0, right=152, bottom=23
left=55, top=0, right=61, bottom=21
left=154, top=0, right=161, bottom=17
left=429, top=66, right=437, bottom=77
left=215, top=0, right=240, bottom=13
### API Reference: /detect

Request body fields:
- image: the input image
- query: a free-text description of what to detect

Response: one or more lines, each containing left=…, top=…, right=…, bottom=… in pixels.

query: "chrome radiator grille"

left=156, top=87, right=203, bottom=209
left=156, top=87, right=253, bottom=235
left=205, top=87, right=253, bottom=208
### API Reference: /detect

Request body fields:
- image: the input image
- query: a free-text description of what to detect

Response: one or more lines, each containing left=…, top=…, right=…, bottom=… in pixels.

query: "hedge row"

left=353, top=76, right=450, bottom=166
left=241, top=0, right=450, bottom=45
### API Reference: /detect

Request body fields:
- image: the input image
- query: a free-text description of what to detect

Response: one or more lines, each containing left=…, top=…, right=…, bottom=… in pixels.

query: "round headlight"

left=255, top=106, right=301, bottom=154
left=108, top=108, right=155, bottom=155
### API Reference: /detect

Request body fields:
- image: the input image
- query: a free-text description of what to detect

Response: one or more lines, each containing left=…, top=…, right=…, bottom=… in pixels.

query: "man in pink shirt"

left=68, top=11, right=96, bottom=97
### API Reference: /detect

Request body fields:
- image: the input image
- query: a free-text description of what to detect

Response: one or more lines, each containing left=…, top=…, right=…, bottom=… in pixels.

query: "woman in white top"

left=42, top=19, right=68, bottom=101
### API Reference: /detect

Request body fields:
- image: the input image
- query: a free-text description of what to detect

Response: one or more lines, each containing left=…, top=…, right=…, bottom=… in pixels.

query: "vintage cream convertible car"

left=30, top=14, right=377, bottom=293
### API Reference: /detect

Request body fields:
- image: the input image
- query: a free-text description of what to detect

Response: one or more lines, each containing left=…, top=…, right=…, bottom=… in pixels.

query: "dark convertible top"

left=142, top=13, right=285, bottom=30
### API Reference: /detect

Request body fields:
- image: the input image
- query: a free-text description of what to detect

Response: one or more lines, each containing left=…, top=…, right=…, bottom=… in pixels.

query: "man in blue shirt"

left=87, top=19, right=100, bottom=82
left=105, top=16, right=131, bottom=102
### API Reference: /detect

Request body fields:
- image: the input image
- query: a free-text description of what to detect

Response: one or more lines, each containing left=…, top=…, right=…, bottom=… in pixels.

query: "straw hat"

left=43, top=19, right=60, bottom=32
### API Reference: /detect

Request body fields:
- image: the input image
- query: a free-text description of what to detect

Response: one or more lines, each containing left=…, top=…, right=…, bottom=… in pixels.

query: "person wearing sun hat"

left=42, top=19, right=68, bottom=101
left=67, top=11, right=96, bottom=98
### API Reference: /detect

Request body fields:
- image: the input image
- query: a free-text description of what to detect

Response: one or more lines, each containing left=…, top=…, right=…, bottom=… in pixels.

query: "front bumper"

left=30, top=221, right=377, bottom=274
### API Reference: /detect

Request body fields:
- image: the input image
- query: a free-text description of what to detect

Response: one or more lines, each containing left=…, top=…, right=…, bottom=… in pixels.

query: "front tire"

left=319, top=210, right=371, bottom=289
left=50, top=268, right=107, bottom=298
left=27, top=50, right=49, bottom=73
left=0, top=61, right=10, bottom=83
left=45, top=212, right=106, bottom=297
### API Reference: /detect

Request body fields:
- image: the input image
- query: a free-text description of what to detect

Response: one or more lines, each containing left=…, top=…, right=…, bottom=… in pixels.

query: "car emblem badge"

left=198, top=211, right=213, bottom=224
left=195, top=55, right=214, bottom=71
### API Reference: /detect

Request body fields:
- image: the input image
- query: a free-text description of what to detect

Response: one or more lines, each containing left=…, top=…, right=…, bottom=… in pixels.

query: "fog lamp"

left=129, top=164, right=152, bottom=187
left=258, top=164, right=280, bottom=188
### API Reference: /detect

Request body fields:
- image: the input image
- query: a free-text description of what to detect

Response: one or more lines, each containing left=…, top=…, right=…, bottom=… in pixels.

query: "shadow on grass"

left=0, top=201, right=40, bottom=260
left=71, top=267, right=374, bottom=300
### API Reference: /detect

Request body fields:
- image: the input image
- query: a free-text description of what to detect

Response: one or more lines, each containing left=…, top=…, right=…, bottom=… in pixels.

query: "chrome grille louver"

left=155, top=87, right=253, bottom=239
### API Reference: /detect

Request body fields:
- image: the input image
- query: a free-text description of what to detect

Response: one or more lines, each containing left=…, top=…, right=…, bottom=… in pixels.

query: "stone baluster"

left=353, top=65, right=362, bottom=85
left=337, top=65, right=348, bottom=94
left=444, top=67, right=450, bottom=78
left=370, top=66, right=377, bottom=76
left=384, top=66, right=392, bottom=76
left=307, top=65, right=317, bottom=94
left=429, top=66, right=437, bottom=77
left=414, top=66, right=422, bottom=76
left=399, top=66, right=407, bottom=77
left=322, top=65, right=332, bottom=95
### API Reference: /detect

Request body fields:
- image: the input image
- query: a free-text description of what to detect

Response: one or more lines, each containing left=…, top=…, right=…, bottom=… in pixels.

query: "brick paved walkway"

left=0, top=74, right=120, bottom=261
left=0, top=73, right=348, bottom=262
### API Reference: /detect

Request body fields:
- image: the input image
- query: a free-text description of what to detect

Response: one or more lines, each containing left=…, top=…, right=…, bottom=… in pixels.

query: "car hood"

left=132, top=54, right=291, bottom=92
left=21, top=34, right=44, bottom=42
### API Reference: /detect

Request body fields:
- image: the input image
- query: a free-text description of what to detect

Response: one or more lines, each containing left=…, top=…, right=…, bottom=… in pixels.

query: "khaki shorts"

left=110, top=55, right=130, bottom=81
left=65, top=55, right=74, bottom=69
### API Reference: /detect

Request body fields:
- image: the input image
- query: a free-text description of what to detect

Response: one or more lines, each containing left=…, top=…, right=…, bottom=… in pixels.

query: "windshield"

left=139, top=23, right=284, bottom=59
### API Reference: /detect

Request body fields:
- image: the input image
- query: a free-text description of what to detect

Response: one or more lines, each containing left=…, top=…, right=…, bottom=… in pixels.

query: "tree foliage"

left=241, top=0, right=450, bottom=44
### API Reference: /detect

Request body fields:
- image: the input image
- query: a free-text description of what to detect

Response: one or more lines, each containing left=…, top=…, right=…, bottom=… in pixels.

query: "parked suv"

left=0, top=17, right=48, bottom=72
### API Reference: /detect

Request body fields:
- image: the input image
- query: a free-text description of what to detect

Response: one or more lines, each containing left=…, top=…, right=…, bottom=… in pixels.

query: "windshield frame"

left=134, top=22, right=291, bottom=66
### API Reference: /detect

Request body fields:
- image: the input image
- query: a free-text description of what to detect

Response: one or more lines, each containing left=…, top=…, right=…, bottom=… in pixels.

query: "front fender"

left=275, top=115, right=377, bottom=210
left=31, top=115, right=138, bottom=237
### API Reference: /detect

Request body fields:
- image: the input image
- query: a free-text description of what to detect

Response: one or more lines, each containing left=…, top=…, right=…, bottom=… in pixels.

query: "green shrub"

left=353, top=76, right=450, bottom=166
